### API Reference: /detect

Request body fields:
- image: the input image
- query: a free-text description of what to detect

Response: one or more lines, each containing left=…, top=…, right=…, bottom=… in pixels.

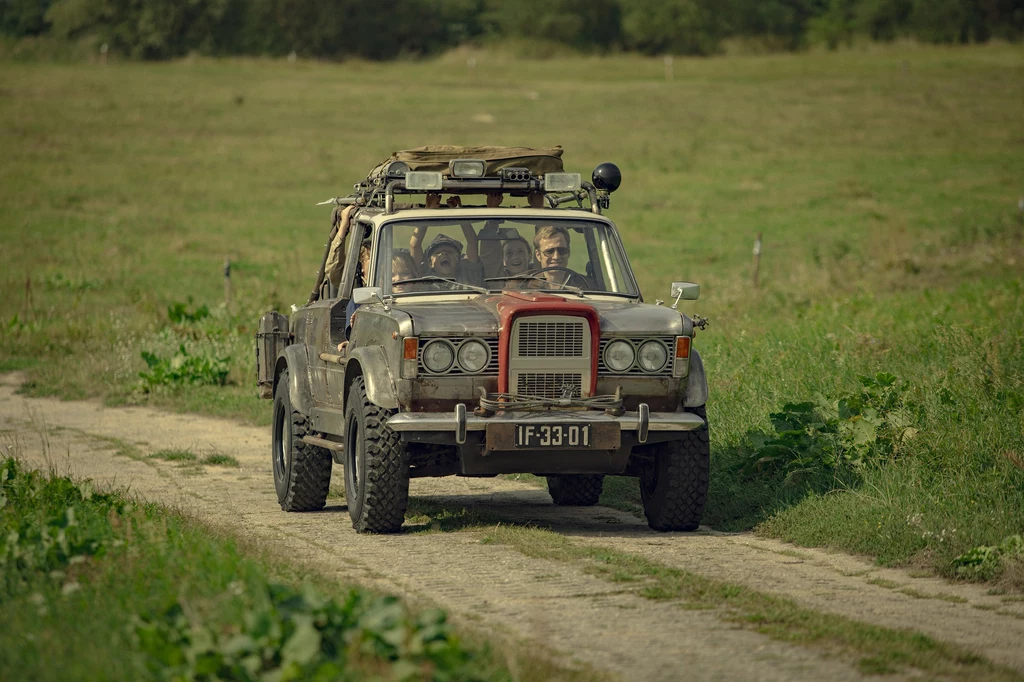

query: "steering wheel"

left=526, top=267, right=591, bottom=290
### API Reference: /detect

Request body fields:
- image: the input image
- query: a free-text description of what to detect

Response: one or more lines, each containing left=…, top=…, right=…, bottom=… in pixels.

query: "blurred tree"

left=483, top=0, right=621, bottom=52
left=24, top=0, right=1024, bottom=59
left=723, top=0, right=830, bottom=49
left=853, top=0, right=912, bottom=41
left=45, top=0, right=234, bottom=58
left=619, top=0, right=724, bottom=55
left=982, top=0, right=1024, bottom=39
left=910, top=0, right=985, bottom=42
left=1, top=0, right=53, bottom=36
left=210, top=0, right=288, bottom=56
left=806, top=0, right=858, bottom=48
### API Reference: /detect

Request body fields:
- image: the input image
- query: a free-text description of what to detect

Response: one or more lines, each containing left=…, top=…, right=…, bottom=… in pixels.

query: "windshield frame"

left=372, top=213, right=641, bottom=299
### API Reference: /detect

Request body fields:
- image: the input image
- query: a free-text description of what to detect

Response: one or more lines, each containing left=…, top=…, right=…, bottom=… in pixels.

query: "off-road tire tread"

left=640, top=406, right=710, bottom=532
left=280, top=410, right=333, bottom=512
left=272, top=372, right=331, bottom=509
left=349, top=376, right=409, bottom=534
left=547, top=474, right=604, bottom=506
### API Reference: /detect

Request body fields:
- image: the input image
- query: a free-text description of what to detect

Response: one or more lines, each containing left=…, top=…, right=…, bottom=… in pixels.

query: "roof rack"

left=317, top=148, right=621, bottom=216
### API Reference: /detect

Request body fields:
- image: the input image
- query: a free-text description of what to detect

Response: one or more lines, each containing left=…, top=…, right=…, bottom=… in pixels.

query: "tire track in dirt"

left=1, top=373, right=1020, bottom=679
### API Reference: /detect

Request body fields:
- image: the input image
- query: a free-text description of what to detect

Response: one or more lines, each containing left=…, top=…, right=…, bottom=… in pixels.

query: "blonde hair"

left=533, top=225, right=570, bottom=251
left=391, top=251, right=419, bottom=277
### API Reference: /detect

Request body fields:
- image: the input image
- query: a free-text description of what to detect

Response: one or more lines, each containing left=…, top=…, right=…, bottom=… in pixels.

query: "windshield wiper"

left=484, top=275, right=584, bottom=297
left=393, top=275, right=489, bottom=294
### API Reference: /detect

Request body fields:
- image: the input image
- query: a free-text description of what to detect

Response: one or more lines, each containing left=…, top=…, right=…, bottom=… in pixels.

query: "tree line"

left=2, top=0, right=1022, bottom=60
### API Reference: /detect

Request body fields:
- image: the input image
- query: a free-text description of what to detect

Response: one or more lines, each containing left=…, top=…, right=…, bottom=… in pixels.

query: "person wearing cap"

left=415, top=232, right=484, bottom=287
left=410, top=195, right=484, bottom=287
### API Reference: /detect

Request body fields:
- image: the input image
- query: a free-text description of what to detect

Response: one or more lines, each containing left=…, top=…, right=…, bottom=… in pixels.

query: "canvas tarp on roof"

left=391, top=145, right=564, bottom=176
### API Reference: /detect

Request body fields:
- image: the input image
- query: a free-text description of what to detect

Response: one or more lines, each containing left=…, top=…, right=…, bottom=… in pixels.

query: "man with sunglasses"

left=532, top=225, right=588, bottom=288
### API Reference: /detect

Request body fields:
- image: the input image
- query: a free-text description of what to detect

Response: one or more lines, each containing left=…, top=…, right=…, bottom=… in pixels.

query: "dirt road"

left=2, top=372, right=1021, bottom=681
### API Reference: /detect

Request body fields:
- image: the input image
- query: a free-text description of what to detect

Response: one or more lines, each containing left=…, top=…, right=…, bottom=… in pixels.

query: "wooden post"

left=224, top=257, right=232, bottom=307
left=752, top=233, right=762, bottom=289
left=664, top=55, right=674, bottom=82
left=23, top=275, right=33, bottom=318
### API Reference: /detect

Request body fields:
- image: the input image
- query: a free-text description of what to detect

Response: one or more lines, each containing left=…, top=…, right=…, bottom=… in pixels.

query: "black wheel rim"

left=273, top=400, right=287, bottom=483
left=345, top=410, right=361, bottom=518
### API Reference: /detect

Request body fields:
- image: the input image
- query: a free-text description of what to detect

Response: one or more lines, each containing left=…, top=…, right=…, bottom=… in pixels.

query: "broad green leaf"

left=281, top=615, right=321, bottom=667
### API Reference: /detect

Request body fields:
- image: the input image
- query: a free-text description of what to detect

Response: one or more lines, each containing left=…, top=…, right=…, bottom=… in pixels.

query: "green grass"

left=149, top=448, right=198, bottom=462
left=0, top=456, right=529, bottom=681
left=2, top=43, right=1023, bottom=581
left=201, top=452, right=239, bottom=467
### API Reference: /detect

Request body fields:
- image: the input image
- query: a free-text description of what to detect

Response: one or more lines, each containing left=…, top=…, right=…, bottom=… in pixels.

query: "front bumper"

left=387, top=403, right=705, bottom=445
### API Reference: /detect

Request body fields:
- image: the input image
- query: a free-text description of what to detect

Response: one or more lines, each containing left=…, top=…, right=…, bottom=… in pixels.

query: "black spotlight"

left=592, top=163, right=622, bottom=192
left=386, top=160, right=409, bottom=178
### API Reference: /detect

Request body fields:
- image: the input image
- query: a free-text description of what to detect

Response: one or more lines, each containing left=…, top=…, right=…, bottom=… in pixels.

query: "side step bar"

left=301, top=435, right=343, bottom=451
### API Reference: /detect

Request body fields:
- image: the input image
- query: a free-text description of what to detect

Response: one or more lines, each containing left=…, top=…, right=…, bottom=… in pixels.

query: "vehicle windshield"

left=374, top=218, right=639, bottom=297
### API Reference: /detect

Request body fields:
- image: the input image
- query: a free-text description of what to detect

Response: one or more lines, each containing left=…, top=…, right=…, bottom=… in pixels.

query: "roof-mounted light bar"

left=405, top=171, right=443, bottom=191
left=544, top=172, right=581, bottom=192
left=449, top=159, right=486, bottom=178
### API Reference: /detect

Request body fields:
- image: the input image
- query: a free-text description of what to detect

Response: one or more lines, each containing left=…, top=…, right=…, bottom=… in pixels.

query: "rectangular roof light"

left=449, top=159, right=486, bottom=178
left=544, top=172, right=581, bottom=192
left=405, top=171, right=443, bottom=191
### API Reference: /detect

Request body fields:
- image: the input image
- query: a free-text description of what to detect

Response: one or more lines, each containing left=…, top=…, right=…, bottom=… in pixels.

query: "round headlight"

left=637, top=340, right=669, bottom=372
left=603, top=340, right=635, bottom=373
left=457, top=339, right=489, bottom=373
left=421, top=339, right=454, bottom=373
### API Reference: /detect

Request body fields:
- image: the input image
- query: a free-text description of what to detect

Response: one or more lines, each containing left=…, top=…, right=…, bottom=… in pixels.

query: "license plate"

left=515, top=423, right=592, bottom=448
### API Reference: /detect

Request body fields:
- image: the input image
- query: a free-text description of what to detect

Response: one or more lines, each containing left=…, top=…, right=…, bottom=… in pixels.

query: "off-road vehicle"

left=256, top=146, right=709, bottom=533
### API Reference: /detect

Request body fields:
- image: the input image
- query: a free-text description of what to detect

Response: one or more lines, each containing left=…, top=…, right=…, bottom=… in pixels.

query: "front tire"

left=638, top=406, right=710, bottom=531
left=547, top=475, right=604, bottom=506
left=344, top=376, right=409, bottom=533
left=272, top=368, right=332, bottom=511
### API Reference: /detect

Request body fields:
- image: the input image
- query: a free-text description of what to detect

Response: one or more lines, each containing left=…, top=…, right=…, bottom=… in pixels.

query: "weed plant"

left=0, top=456, right=511, bottom=680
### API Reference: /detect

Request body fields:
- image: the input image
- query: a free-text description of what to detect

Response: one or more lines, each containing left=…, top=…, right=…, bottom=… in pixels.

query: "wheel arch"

left=275, top=344, right=315, bottom=416
left=344, top=346, right=400, bottom=410
left=683, top=348, right=708, bottom=409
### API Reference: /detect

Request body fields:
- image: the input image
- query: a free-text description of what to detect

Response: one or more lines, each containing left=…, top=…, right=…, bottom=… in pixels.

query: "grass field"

left=1, top=43, right=1023, bottom=581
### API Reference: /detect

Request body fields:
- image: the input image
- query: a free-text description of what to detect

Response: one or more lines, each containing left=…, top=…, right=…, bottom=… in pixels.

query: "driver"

left=533, top=225, right=575, bottom=284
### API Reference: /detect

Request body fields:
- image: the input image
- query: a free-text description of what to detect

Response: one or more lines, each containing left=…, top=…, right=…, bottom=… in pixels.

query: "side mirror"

left=352, top=287, right=384, bottom=305
left=670, top=281, right=700, bottom=301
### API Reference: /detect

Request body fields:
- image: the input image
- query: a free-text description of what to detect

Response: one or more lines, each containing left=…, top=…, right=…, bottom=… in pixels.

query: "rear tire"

left=344, top=376, right=409, bottom=533
left=638, top=406, right=709, bottom=531
left=546, top=475, right=604, bottom=506
left=271, top=369, right=332, bottom=512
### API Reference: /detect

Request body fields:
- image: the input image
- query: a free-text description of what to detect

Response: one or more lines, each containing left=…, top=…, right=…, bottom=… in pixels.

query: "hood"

left=394, top=293, right=685, bottom=338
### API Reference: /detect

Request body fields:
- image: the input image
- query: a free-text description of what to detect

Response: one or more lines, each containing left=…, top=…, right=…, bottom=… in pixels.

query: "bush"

left=0, top=458, right=130, bottom=594
left=744, top=372, right=917, bottom=485
left=139, top=344, right=229, bottom=388
left=134, top=585, right=490, bottom=681
left=952, top=534, right=1024, bottom=581
left=167, top=298, right=210, bottom=324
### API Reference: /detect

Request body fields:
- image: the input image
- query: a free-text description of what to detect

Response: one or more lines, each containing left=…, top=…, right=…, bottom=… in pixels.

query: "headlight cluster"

left=421, top=338, right=491, bottom=374
left=602, top=338, right=670, bottom=374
